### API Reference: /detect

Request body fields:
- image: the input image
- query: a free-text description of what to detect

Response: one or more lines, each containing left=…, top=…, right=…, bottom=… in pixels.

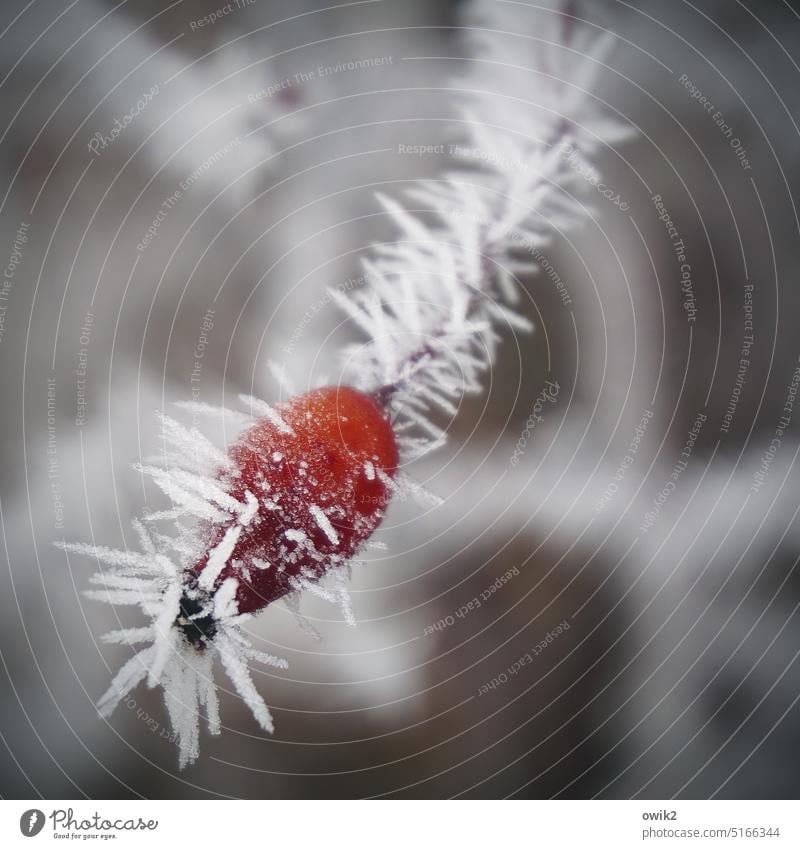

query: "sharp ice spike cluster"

left=335, top=3, right=630, bottom=461
left=57, top=508, right=290, bottom=768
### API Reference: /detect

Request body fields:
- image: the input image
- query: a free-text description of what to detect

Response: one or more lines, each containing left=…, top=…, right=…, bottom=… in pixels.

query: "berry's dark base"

left=175, top=589, right=217, bottom=649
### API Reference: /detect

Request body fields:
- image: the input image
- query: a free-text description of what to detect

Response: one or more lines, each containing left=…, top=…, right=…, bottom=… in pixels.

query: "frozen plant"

left=58, top=1, right=630, bottom=768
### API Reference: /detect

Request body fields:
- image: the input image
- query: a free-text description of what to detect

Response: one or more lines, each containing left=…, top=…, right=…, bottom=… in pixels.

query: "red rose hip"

left=180, top=386, right=398, bottom=639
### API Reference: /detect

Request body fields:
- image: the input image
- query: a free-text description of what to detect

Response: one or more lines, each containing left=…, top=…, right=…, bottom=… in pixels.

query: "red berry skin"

left=190, top=386, right=398, bottom=615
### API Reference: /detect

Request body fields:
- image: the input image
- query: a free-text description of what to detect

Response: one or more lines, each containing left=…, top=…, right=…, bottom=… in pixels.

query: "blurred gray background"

left=1, top=0, right=800, bottom=798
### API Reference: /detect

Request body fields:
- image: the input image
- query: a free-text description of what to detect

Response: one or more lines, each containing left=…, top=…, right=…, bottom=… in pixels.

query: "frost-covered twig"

left=57, top=0, right=630, bottom=769
left=338, top=1, right=631, bottom=458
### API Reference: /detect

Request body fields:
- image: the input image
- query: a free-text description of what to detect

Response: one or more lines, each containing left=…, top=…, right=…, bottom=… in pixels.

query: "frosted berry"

left=179, top=386, right=398, bottom=642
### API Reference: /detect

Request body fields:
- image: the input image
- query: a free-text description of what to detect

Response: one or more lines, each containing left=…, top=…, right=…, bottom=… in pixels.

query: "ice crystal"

left=58, top=517, right=287, bottom=769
